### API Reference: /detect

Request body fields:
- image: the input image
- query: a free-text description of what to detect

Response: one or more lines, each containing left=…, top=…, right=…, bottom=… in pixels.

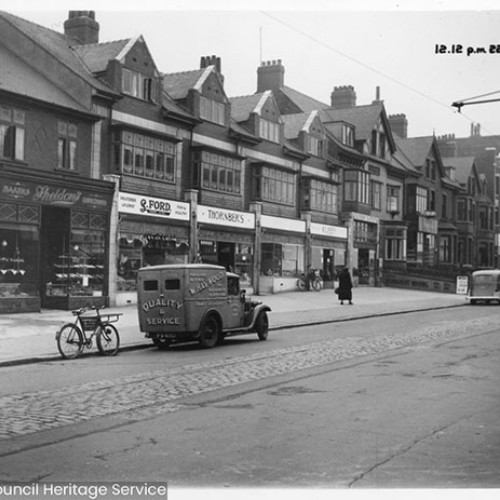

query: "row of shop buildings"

left=0, top=10, right=498, bottom=313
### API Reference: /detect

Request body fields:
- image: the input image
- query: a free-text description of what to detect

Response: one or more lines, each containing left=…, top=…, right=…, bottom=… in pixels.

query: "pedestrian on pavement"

left=337, top=267, right=353, bottom=305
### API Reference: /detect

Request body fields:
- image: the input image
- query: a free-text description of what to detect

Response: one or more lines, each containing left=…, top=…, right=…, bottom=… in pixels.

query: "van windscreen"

left=144, top=280, right=158, bottom=291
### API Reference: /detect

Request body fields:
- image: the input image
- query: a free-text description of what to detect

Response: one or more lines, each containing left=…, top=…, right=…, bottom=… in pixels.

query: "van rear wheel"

left=199, top=316, right=219, bottom=349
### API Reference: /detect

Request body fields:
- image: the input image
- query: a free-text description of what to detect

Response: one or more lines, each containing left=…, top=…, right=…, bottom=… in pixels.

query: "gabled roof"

left=280, top=86, right=329, bottom=113
left=73, top=39, right=130, bottom=73
left=395, top=136, right=435, bottom=167
left=0, top=11, right=116, bottom=100
left=321, top=102, right=383, bottom=142
left=282, top=112, right=318, bottom=139
left=0, top=41, right=93, bottom=114
left=442, top=156, right=477, bottom=184
left=162, top=66, right=225, bottom=102
left=229, top=93, right=265, bottom=122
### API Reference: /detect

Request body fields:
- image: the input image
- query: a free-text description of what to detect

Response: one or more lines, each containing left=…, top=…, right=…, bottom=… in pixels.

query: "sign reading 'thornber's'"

left=118, top=192, right=190, bottom=221
left=197, top=205, right=255, bottom=229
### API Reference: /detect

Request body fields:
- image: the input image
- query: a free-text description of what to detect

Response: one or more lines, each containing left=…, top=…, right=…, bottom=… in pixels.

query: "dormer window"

left=259, top=118, right=280, bottom=143
left=308, top=136, right=323, bottom=157
left=200, top=96, right=225, bottom=125
left=341, top=124, right=354, bottom=147
left=122, top=68, right=154, bottom=101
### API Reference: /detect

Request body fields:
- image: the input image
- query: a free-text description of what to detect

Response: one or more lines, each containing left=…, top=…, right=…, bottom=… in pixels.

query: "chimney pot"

left=330, top=85, right=357, bottom=109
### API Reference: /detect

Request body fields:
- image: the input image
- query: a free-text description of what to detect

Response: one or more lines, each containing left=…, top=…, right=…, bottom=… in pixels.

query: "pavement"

left=0, top=286, right=467, bottom=367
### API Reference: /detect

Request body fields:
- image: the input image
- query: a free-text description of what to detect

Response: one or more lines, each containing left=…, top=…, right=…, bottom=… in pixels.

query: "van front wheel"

left=199, top=316, right=219, bottom=349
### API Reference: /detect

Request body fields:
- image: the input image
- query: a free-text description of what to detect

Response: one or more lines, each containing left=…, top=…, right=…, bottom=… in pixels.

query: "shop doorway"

left=217, top=241, right=235, bottom=272
left=40, top=206, right=70, bottom=308
left=322, top=249, right=335, bottom=287
left=358, top=248, right=370, bottom=285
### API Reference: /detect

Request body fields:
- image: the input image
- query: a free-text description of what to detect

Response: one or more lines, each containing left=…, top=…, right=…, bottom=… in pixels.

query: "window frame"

left=0, top=105, right=25, bottom=161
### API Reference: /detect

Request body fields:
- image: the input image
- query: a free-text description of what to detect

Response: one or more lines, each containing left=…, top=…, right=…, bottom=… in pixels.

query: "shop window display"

left=45, top=229, right=105, bottom=298
left=0, top=228, right=38, bottom=299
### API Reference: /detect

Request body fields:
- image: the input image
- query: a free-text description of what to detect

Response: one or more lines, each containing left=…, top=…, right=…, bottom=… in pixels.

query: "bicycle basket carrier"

left=80, top=315, right=99, bottom=332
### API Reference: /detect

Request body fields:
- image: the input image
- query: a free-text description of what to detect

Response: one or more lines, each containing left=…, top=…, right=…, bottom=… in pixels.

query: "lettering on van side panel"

left=142, top=298, right=183, bottom=312
left=188, top=271, right=225, bottom=297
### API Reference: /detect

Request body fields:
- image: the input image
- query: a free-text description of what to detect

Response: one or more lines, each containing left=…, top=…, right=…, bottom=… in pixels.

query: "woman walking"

left=337, top=267, right=353, bottom=305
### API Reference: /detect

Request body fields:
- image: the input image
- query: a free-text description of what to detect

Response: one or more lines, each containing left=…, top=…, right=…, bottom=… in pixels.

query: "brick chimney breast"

left=64, top=11, right=99, bottom=45
left=330, top=85, right=356, bottom=109
left=388, top=113, right=408, bottom=139
left=257, top=59, right=284, bottom=93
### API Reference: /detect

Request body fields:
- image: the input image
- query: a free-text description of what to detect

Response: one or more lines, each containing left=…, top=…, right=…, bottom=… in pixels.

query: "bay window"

left=344, top=170, right=370, bottom=204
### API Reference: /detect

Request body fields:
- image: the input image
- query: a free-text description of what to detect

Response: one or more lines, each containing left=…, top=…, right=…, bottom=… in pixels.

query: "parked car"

left=466, top=269, right=500, bottom=305
left=137, top=264, right=271, bottom=348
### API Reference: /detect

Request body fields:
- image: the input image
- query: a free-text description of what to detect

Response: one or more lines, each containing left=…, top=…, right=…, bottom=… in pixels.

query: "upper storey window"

left=259, top=118, right=280, bottom=143
left=57, top=121, right=77, bottom=170
left=308, top=136, right=323, bottom=157
left=122, top=69, right=154, bottom=101
left=341, top=124, right=354, bottom=147
left=200, top=96, right=225, bottom=125
left=0, top=105, right=25, bottom=161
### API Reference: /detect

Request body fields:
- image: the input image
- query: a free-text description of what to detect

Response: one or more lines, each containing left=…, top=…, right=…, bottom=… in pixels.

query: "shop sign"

left=118, top=192, right=189, bottom=221
left=0, top=179, right=110, bottom=209
left=197, top=205, right=255, bottom=229
left=261, top=215, right=306, bottom=233
left=311, top=222, right=347, bottom=240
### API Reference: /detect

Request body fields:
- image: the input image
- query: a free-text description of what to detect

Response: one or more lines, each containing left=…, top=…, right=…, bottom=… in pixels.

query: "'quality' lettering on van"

left=188, top=271, right=225, bottom=297
left=142, top=298, right=183, bottom=312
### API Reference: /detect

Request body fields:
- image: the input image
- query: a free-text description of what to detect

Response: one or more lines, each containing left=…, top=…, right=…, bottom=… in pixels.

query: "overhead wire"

left=260, top=11, right=497, bottom=135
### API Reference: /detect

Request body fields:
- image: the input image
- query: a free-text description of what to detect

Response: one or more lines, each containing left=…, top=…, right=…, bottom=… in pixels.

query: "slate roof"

left=282, top=112, right=311, bottom=139
left=394, top=136, right=435, bottom=167
left=73, top=39, right=130, bottom=73
left=162, top=69, right=206, bottom=100
left=229, top=94, right=264, bottom=122
left=0, top=43, right=92, bottom=113
left=442, top=156, right=476, bottom=184
left=280, top=86, right=329, bottom=112
left=0, top=11, right=116, bottom=98
left=320, top=103, right=384, bottom=142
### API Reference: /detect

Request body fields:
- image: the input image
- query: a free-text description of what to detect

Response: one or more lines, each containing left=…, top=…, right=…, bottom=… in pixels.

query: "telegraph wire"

left=260, top=11, right=497, bottom=135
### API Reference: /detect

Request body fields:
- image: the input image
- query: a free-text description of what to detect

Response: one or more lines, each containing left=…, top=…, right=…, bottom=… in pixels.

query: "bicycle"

left=55, top=306, right=122, bottom=359
left=296, top=271, right=323, bottom=292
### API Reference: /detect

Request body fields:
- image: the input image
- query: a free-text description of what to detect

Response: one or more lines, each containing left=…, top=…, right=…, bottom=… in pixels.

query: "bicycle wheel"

left=311, top=278, right=323, bottom=292
left=296, top=278, right=307, bottom=291
left=96, top=324, right=120, bottom=356
left=56, top=324, right=84, bottom=359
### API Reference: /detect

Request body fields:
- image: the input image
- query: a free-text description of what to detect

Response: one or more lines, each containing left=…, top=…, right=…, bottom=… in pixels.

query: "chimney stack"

left=388, top=113, right=408, bottom=139
left=200, top=55, right=223, bottom=84
left=64, top=11, right=99, bottom=45
left=330, top=85, right=357, bottom=109
left=257, top=60, right=284, bottom=93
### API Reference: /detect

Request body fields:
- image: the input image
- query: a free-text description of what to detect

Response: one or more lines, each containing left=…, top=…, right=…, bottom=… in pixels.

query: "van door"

left=223, top=275, right=244, bottom=331
left=137, top=268, right=186, bottom=334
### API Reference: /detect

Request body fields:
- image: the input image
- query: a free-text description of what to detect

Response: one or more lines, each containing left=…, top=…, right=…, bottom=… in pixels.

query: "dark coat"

left=338, top=269, right=352, bottom=301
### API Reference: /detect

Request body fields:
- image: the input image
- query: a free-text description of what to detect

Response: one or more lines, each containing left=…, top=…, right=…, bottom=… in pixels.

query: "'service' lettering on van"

left=142, top=298, right=183, bottom=312
left=146, top=317, right=180, bottom=326
left=188, top=271, right=225, bottom=297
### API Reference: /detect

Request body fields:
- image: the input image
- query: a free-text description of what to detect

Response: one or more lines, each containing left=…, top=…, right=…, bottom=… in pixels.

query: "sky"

left=6, top=0, right=500, bottom=141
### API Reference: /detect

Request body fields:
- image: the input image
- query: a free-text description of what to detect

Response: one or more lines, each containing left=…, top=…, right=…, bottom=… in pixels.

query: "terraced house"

left=0, top=10, right=496, bottom=312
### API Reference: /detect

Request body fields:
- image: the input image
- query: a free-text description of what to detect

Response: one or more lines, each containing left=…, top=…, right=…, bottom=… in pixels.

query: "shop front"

left=259, top=215, right=307, bottom=294
left=197, top=205, right=255, bottom=292
left=310, top=222, right=348, bottom=288
left=117, top=192, right=190, bottom=304
left=0, top=168, right=114, bottom=313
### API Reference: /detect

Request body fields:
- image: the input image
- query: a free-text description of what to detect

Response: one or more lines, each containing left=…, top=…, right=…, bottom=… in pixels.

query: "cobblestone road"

left=0, top=316, right=496, bottom=440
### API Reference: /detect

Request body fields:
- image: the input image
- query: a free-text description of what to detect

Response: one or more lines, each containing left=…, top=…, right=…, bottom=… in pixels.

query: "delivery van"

left=137, top=264, right=271, bottom=349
